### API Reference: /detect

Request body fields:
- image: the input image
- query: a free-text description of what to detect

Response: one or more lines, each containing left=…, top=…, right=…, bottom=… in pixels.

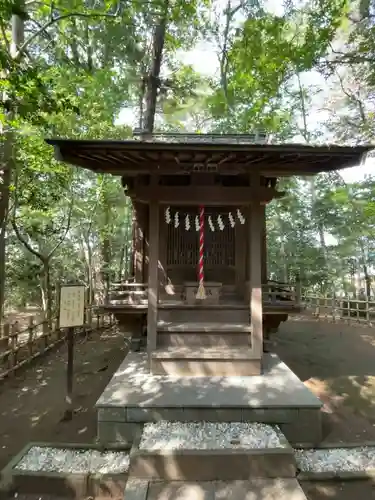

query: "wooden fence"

left=302, top=294, right=375, bottom=325
left=0, top=308, right=114, bottom=380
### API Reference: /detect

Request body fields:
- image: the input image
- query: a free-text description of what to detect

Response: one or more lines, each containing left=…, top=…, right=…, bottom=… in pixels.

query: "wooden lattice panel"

left=167, top=207, right=235, bottom=267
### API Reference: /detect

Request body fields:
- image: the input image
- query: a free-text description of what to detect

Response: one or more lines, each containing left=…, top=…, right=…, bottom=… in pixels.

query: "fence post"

left=87, top=306, right=92, bottom=327
left=295, top=279, right=301, bottom=307
left=315, top=295, right=320, bottom=318
left=56, top=311, right=61, bottom=339
left=0, top=324, right=9, bottom=349
left=356, top=298, right=360, bottom=323
left=28, top=317, right=34, bottom=357
left=347, top=297, right=350, bottom=323
left=331, top=287, right=336, bottom=322
left=366, top=296, right=370, bottom=325
left=10, top=323, right=18, bottom=375
left=339, top=297, right=343, bottom=321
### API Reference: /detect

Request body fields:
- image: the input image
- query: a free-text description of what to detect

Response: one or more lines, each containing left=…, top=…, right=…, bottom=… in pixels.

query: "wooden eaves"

left=45, top=138, right=373, bottom=177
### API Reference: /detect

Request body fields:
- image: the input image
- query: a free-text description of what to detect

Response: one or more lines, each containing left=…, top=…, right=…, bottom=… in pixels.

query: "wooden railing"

left=303, top=294, right=375, bottom=325
left=0, top=308, right=114, bottom=380
left=107, top=280, right=302, bottom=307
left=262, top=281, right=301, bottom=304
left=108, top=282, right=148, bottom=305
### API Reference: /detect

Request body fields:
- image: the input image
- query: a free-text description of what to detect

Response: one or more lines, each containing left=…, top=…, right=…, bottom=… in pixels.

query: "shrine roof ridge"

left=130, top=131, right=270, bottom=144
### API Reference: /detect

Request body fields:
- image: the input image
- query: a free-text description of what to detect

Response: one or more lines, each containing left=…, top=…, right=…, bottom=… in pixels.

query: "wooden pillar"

left=260, top=205, right=267, bottom=283
left=141, top=204, right=147, bottom=282
left=147, top=200, right=159, bottom=355
left=134, top=202, right=144, bottom=283
left=159, top=205, right=168, bottom=293
left=249, top=200, right=263, bottom=359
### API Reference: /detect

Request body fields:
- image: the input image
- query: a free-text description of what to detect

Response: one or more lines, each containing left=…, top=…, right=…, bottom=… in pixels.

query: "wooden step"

left=129, top=421, right=296, bottom=481
left=157, top=321, right=252, bottom=332
left=150, top=346, right=261, bottom=376
left=158, top=308, right=250, bottom=324
left=157, top=321, right=251, bottom=346
left=157, top=332, right=250, bottom=347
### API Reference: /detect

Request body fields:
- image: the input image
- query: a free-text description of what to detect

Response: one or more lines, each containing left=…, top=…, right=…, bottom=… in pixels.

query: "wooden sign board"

left=59, top=285, right=85, bottom=328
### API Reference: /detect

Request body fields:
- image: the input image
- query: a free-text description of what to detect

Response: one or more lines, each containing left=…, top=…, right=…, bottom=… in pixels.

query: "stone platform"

left=96, top=352, right=322, bottom=446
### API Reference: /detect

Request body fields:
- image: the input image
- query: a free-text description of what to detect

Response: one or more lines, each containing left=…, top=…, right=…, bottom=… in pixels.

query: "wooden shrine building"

left=46, top=133, right=370, bottom=377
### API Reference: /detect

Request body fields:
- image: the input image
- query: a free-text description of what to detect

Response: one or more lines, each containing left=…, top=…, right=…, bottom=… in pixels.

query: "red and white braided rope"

left=196, top=205, right=206, bottom=299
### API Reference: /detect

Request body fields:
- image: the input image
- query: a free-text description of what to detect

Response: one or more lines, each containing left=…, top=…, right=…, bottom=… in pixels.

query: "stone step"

left=129, top=422, right=297, bottom=481
left=127, top=479, right=307, bottom=500
left=150, top=346, right=260, bottom=376
left=157, top=321, right=251, bottom=348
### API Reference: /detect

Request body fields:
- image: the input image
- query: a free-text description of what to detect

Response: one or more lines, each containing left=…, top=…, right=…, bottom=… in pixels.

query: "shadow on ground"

left=274, top=316, right=375, bottom=444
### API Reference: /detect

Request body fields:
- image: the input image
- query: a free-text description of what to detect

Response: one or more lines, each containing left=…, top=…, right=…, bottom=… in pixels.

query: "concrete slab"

left=96, top=352, right=321, bottom=409
left=141, top=479, right=307, bottom=500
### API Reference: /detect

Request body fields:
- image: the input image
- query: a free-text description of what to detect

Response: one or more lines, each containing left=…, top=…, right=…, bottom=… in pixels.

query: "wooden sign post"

left=59, top=284, right=85, bottom=421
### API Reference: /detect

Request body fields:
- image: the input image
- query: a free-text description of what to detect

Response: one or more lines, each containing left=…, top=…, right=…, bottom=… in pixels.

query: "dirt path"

left=0, top=325, right=127, bottom=472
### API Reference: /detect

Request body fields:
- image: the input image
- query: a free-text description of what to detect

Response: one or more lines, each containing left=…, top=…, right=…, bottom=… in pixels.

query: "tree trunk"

left=118, top=240, right=126, bottom=282
left=0, top=5, right=25, bottom=322
left=42, top=258, right=52, bottom=328
left=359, top=239, right=371, bottom=298
left=309, top=178, right=329, bottom=282
left=0, top=136, right=12, bottom=322
left=143, top=1, right=169, bottom=133
left=86, top=238, right=94, bottom=304
left=100, top=200, right=111, bottom=303
left=40, top=284, right=47, bottom=314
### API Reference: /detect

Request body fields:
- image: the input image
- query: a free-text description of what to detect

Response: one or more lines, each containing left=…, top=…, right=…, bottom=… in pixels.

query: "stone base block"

left=280, top=409, right=322, bottom=446
left=97, top=421, right=141, bottom=445
left=0, top=443, right=129, bottom=499
left=129, top=449, right=296, bottom=481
